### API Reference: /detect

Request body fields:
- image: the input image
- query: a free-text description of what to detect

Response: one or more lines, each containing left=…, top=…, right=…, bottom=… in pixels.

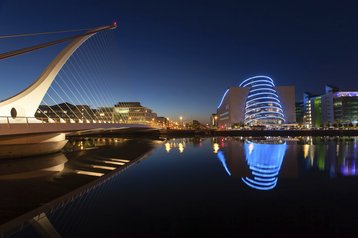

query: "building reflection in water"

left=301, top=136, right=358, bottom=177
left=213, top=137, right=291, bottom=191
left=163, top=137, right=208, bottom=154
left=217, top=150, right=231, bottom=176
left=164, top=140, right=186, bottom=153
left=241, top=140, right=287, bottom=190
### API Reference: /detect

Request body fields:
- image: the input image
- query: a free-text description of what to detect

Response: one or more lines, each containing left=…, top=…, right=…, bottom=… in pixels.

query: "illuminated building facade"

left=36, top=103, right=96, bottom=122
left=303, top=85, right=358, bottom=127
left=113, top=102, right=157, bottom=124
left=217, top=76, right=296, bottom=128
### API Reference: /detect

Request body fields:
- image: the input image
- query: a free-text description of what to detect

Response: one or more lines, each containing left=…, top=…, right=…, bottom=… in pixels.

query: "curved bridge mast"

left=0, top=22, right=117, bottom=122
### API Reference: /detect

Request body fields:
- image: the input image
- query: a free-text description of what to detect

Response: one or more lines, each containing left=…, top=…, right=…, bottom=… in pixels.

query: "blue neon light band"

left=242, top=178, right=277, bottom=190
left=239, top=75, right=275, bottom=87
left=217, top=88, right=230, bottom=109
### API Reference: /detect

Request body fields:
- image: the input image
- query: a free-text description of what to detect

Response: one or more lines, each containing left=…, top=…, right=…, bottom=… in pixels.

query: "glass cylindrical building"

left=240, top=76, right=285, bottom=126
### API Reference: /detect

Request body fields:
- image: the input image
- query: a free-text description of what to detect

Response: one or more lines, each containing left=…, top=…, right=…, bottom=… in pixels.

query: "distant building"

left=210, top=113, right=218, bottom=127
left=157, top=117, right=169, bottom=127
left=217, top=76, right=296, bottom=128
left=113, top=102, right=157, bottom=124
left=97, top=106, right=115, bottom=122
left=295, top=102, right=304, bottom=124
left=36, top=103, right=96, bottom=122
left=304, top=85, right=358, bottom=127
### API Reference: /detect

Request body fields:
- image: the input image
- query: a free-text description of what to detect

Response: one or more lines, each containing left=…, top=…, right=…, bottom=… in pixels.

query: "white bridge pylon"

left=0, top=23, right=117, bottom=124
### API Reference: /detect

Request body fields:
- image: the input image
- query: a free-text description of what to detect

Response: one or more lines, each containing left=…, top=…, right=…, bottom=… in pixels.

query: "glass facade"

left=334, top=97, right=358, bottom=124
left=303, top=87, right=358, bottom=127
left=240, top=76, right=285, bottom=126
left=313, top=97, right=322, bottom=127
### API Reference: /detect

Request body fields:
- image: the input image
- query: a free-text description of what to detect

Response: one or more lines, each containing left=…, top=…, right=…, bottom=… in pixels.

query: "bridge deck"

left=0, top=123, right=152, bottom=137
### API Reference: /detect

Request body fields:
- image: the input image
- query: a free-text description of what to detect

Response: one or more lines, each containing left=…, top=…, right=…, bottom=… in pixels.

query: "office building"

left=304, top=85, right=358, bottom=127
left=113, top=102, right=157, bottom=124
left=217, top=76, right=296, bottom=128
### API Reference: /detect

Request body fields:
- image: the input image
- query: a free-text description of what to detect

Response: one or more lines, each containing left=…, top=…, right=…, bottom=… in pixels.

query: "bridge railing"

left=0, top=116, right=116, bottom=125
left=0, top=116, right=154, bottom=126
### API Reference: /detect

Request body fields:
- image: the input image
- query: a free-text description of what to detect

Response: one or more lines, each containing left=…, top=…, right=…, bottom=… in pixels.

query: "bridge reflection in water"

left=0, top=153, right=67, bottom=180
left=0, top=138, right=158, bottom=238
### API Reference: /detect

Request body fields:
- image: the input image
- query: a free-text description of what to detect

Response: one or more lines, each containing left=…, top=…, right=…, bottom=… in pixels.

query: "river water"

left=3, top=136, right=358, bottom=237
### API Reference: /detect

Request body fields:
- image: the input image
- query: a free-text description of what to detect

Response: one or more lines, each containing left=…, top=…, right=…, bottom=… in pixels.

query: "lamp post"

left=179, top=116, right=183, bottom=129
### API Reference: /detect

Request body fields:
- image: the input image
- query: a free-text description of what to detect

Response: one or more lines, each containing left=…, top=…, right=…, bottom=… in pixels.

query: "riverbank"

left=160, top=129, right=358, bottom=138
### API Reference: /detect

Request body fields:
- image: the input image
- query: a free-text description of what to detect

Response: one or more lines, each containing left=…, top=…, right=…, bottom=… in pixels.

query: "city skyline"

left=0, top=0, right=357, bottom=122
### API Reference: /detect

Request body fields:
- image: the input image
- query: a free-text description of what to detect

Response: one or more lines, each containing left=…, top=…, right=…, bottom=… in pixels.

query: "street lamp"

left=179, top=116, right=183, bottom=129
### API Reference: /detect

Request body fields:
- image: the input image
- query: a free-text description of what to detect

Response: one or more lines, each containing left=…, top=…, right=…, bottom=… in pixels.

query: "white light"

left=245, top=105, right=283, bottom=114
left=245, top=116, right=285, bottom=125
left=239, top=75, right=274, bottom=87
left=76, top=170, right=104, bottom=177
left=251, top=83, right=274, bottom=88
left=245, top=101, right=283, bottom=109
left=213, top=143, right=219, bottom=153
left=91, top=165, right=116, bottom=170
left=247, top=92, right=279, bottom=99
left=246, top=96, right=281, bottom=105
left=249, top=88, right=277, bottom=93
left=104, top=161, right=125, bottom=165
left=241, top=79, right=274, bottom=87
left=245, top=111, right=285, bottom=119
left=110, top=158, right=130, bottom=163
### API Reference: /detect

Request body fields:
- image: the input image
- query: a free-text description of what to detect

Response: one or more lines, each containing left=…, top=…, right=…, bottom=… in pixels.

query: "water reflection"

left=164, top=139, right=188, bottom=153
left=241, top=139, right=287, bottom=191
left=0, top=138, right=158, bottom=233
left=217, top=150, right=231, bottom=176
left=300, top=136, right=358, bottom=177
left=0, top=153, right=67, bottom=180
left=214, top=137, right=288, bottom=191
left=4, top=136, right=358, bottom=237
left=69, top=138, right=128, bottom=151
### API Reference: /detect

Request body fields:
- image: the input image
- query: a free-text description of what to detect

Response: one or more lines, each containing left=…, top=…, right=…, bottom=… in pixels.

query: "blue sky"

left=1, top=0, right=358, bottom=123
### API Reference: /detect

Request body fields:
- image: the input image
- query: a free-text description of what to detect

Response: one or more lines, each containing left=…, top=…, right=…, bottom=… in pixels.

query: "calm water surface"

left=4, top=136, right=358, bottom=237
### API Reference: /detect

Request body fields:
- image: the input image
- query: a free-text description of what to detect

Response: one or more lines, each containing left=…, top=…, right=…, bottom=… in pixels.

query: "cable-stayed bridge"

left=0, top=22, right=157, bottom=158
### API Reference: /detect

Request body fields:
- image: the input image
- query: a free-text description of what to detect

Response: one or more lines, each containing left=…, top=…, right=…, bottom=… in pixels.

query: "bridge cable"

left=79, top=35, right=117, bottom=122
left=98, top=31, right=127, bottom=122
left=81, top=35, right=116, bottom=122
left=56, top=74, right=95, bottom=122
left=68, top=52, right=105, bottom=118
left=52, top=80, right=83, bottom=122
left=41, top=98, right=65, bottom=122
left=74, top=45, right=113, bottom=122
left=0, top=24, right=115, bottom=60
left=92, top=32, right=124, bottom=123
left=35, top=107, right=52, bottom=122
left=97, top=31, right=130, bottom=123
left=59, top=68, right=96, bottom=122
left=49, top=83, right=81, bottom=122
left=73, top=46, right=112, bottom=121
left=46, top=89, right=75, bottom=122
left=65, top=60, right=100, bottom=121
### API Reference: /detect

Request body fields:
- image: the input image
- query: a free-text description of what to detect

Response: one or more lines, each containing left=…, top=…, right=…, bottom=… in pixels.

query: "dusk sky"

left=0, top=0, right=357, bottom=122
